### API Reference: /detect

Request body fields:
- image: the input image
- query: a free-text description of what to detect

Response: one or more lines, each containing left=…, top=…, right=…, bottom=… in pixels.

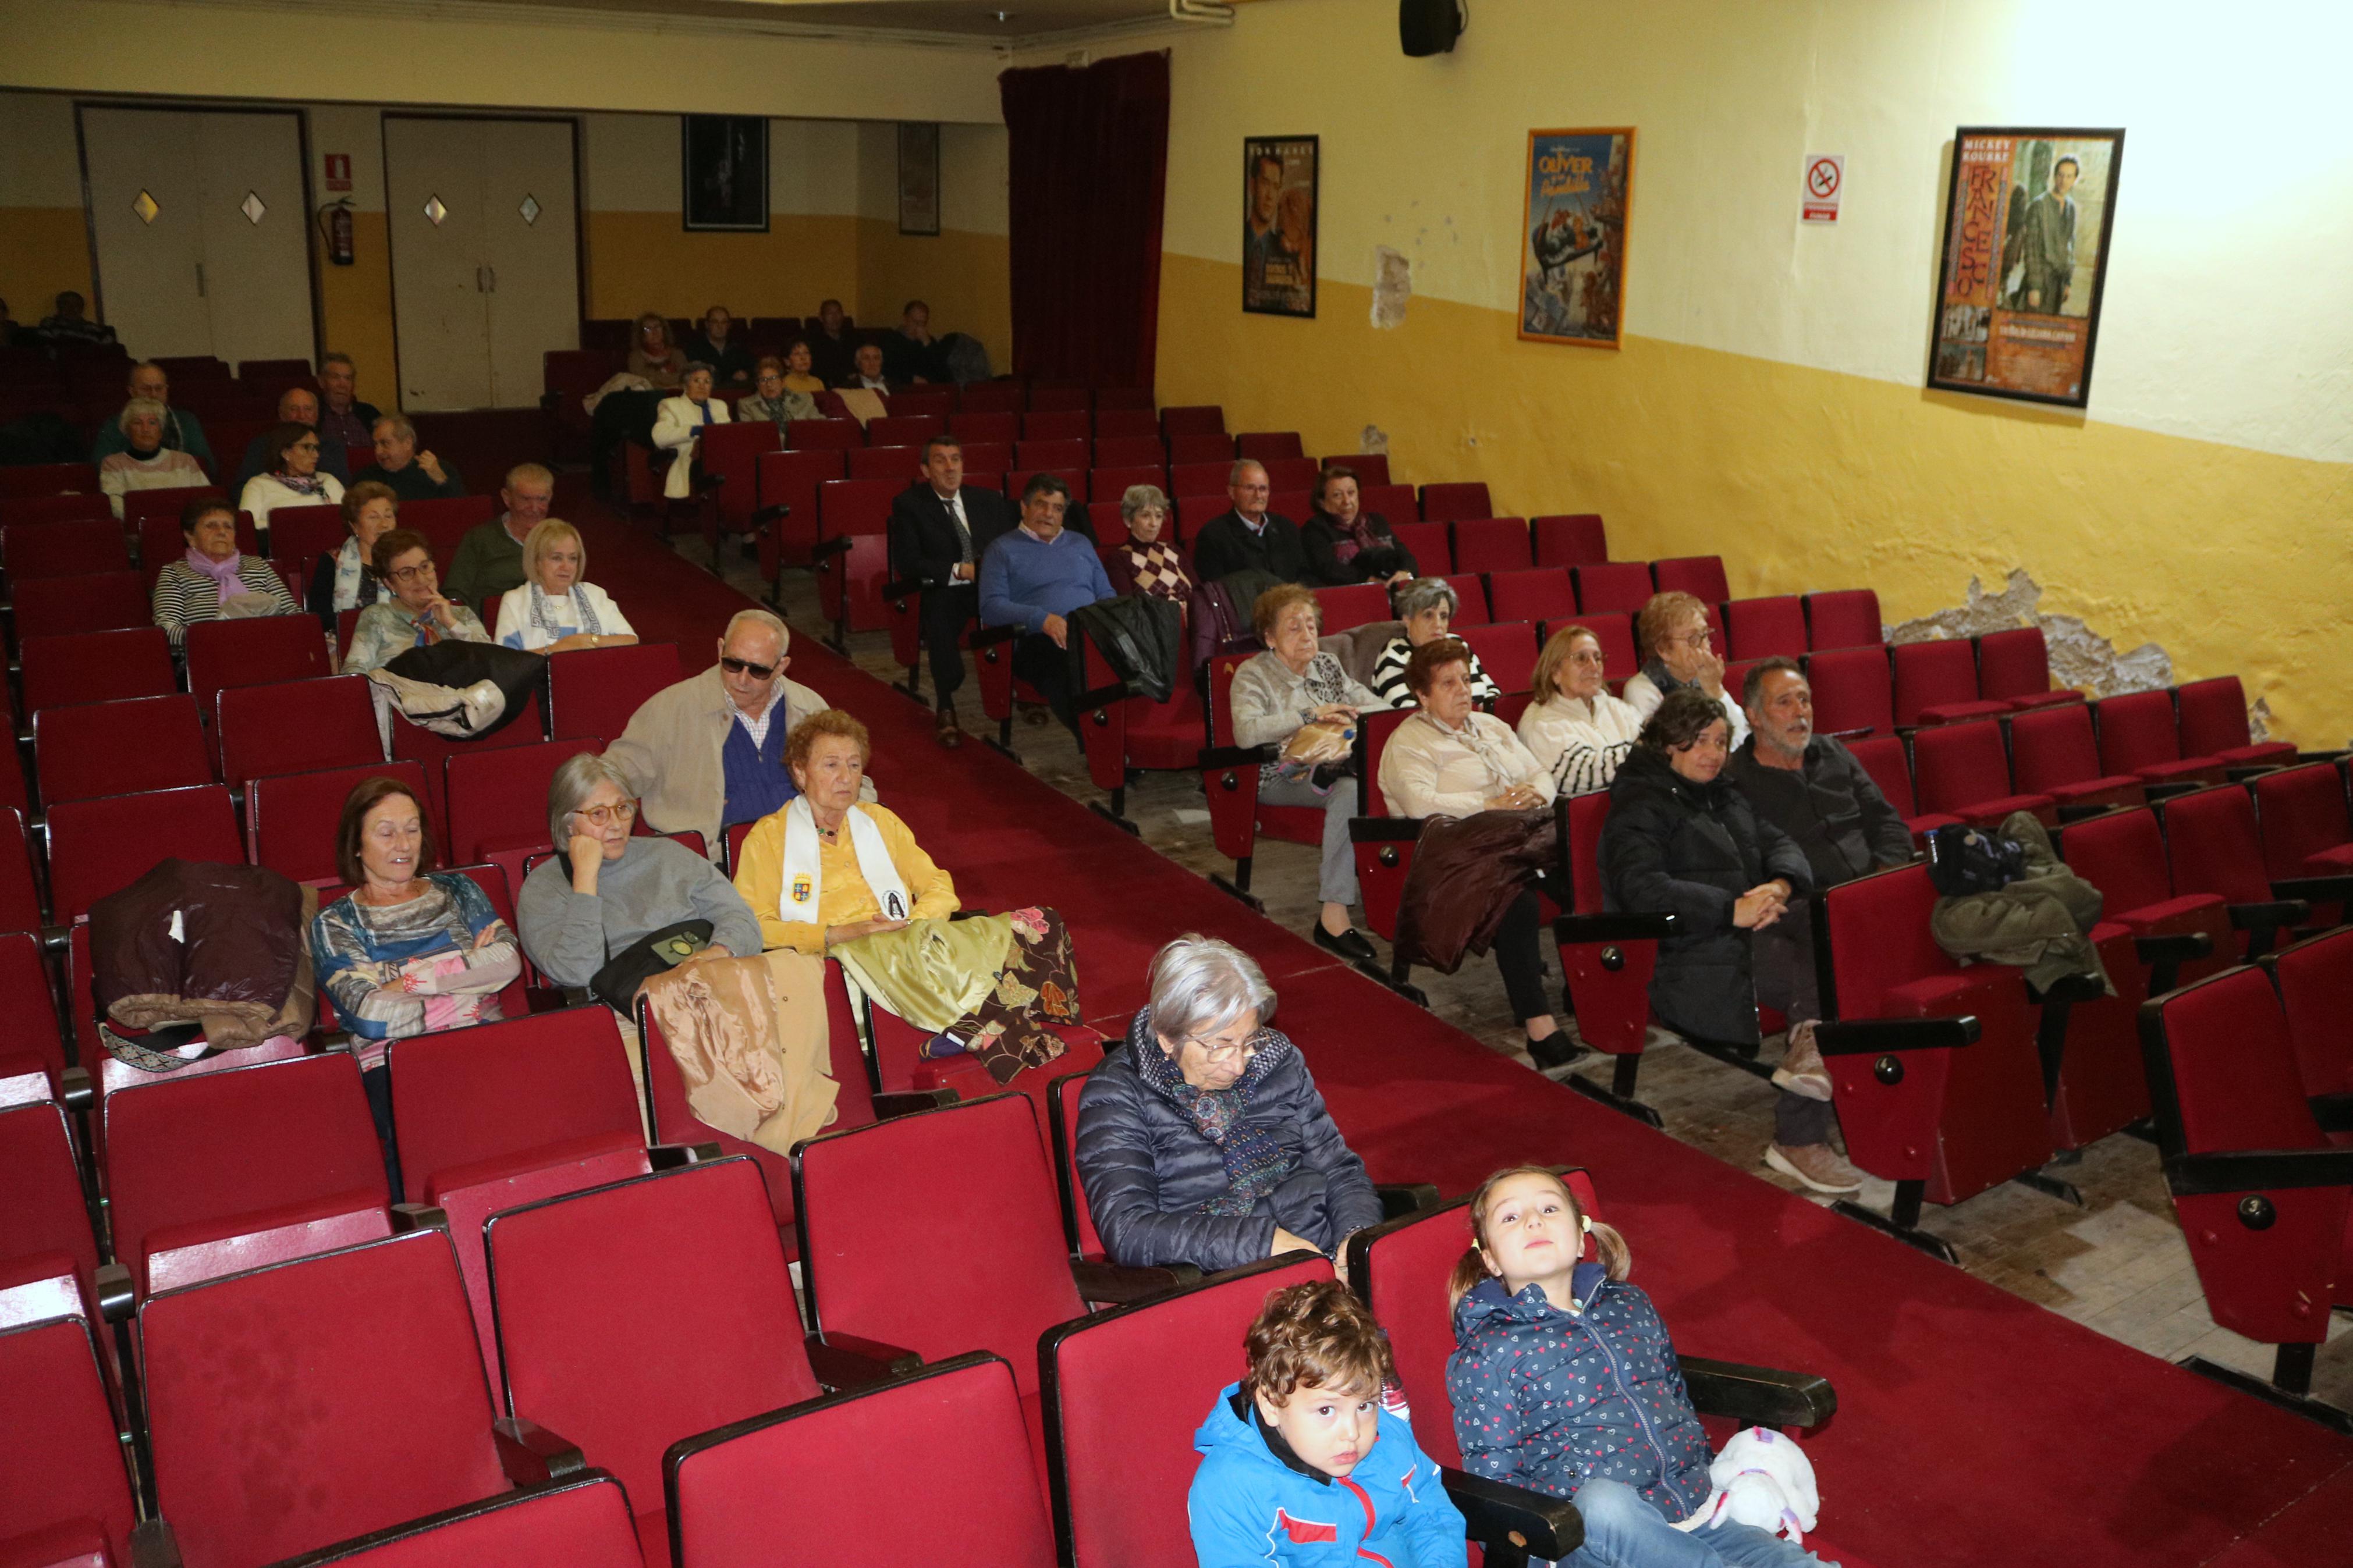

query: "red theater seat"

left=1167, top=432, right=1234, bottom=466
left=1487, top=568, right=1578, bottom=628
left=1094, top=406, right=1159, bottom=439
left=549, top=642, right=684, bottom=742
left=1159, top=405, right=1225, bottom=440
left=19, top=627, right=176, bottom=714
left=1531, top=512, right=1607, bottom=567
left=12, top=571, right=148, bottom=641
left=217, top=674, right=383, bottom=791
left=248, top=760, right=432, bottom=883
left=2007, top=702, right=2146, bottom=811
left=141, top=1230, right=540, bottom=1568
left=2160, top=783, right=2350, bottom=961
left=47, top=784, right=243, bottom=923
left=2095, top=689, right=2227, bottom=788
left=786, top=418, right=862, bottom=451
left=1389, top=519, right=1450, bottom=574
left=2139, top=965, right=2353, bottom=1409
left=103, top=1053, right=389, bottom=1299
left=1235, top=430, right=1304, bottom=463
left=1650, top=554, right=1729, bottom=604
left=1572, top=560, right=1653, bottom=616
left=184, top=612, right=332, bottom=714
left=1724, top=596, right=1808, bottom=662
left=1091, top=434, right=1165, bottom=468
left=1977, top=626, right=2075, bottom=709
left=1327, top=451, right=1390, bottom=485
left=5, top=518, right=133, bottom=581
left=1314, top=582, right=1392, bottom=632
left=1910, top=719, right=2055, bottom=828
left=670, top=1353, right=1055, bottom=1568
left=2253, top=762, right=2353, bottom=880
left=1804, top=588, right=1882, bottom=650
left=1419, top=481, right=1492, bottom=522
left=0, top=1316, right=139, bottom=1568
left=1039, top=1256, right=1341, bottom=1568
left=1803, top=646, right=1895, bottom=738
left=1451, top=517, right=1532, bottom=574
left=2176, top=674, right=2299, bottom=768
left=2266, top=926, right=2353, bottom=1099
left=754, top=447, right=844, bottom=578
left=36, top=694, right=211, bottom=806
left=1017, top=436, right=1090, bottom=471
left=444, top=737, right=605, bottom=864
left=489, top=1158, right=825, bottom=1565
left=1892, top=638, right=2007, bottom=727
left=950, top=410, right=1018, bottom=445
left=846, top=443, right=921, bottom=482
left=1021, top=409, right=1089, bottom=442
left=866, top=414, right=941, bottom=450
left=289, top=1473, right=646, bottom=1567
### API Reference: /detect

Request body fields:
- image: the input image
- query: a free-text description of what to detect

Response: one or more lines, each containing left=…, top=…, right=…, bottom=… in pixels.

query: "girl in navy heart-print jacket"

left=1443, top=1166, right=1836, bottom=1567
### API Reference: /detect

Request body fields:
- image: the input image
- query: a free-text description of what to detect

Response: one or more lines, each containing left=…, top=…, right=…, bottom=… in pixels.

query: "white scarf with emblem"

left=778, top=796, right=911, bottom=926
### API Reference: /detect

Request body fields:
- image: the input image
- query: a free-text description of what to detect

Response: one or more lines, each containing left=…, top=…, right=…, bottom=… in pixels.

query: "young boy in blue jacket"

left=1190, top=1278, right=1468, bottom=1567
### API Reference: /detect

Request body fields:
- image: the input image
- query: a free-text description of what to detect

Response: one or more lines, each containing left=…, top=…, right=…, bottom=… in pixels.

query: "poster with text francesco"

left=1520, top=129, right=1633, bottom=347
left=1929, top=127, right=2124, bottom=407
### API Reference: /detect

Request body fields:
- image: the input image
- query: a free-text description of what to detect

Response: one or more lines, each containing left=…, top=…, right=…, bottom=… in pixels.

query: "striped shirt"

left=151, top=559, right=302, bottom=648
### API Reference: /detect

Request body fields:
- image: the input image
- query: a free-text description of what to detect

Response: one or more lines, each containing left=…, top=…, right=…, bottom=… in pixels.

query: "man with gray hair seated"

left=1188, top=460, right=1308, bottom=584
left=516, top=751, right=764, bottom=991
left=353, top=413, right=464, bottom=501
left=604, top=608, right=843, bottom=855
left=1073, top=934, right=1382, bottom=1274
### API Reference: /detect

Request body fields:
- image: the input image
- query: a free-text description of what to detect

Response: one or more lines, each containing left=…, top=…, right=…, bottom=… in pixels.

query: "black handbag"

left=1925, top=823, right=2028, bottom=897
left=590, top=919, right=715, bottom=1013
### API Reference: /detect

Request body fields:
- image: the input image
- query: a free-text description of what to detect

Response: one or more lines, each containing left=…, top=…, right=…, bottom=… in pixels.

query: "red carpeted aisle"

left=570, top=493, right=2353, bottom=1568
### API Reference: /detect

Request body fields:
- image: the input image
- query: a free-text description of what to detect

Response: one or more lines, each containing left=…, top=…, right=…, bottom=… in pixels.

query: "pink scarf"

left=186, top=546, right=246, bottom=604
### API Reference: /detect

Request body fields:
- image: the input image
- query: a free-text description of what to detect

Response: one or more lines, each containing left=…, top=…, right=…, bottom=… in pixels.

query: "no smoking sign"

left=1802, top=154, right=1843, bottom=224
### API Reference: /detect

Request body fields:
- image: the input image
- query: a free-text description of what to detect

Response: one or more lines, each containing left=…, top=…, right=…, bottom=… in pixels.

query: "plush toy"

left=1672, top=1427, right=1819, bottom=1545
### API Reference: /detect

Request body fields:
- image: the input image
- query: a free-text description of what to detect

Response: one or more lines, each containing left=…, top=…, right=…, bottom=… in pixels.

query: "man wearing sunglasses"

left=606, top=607, right=857, bottom=855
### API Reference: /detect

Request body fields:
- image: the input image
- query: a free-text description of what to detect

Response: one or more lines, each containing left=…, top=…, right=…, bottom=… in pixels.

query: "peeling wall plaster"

left=1371, top=247, right=1411, bottom=329
left=1887, top=568, right=2176, bottom=701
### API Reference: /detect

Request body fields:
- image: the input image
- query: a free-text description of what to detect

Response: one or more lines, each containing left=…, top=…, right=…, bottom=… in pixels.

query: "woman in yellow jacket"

left=731, top=707, right=1079, bottom=1086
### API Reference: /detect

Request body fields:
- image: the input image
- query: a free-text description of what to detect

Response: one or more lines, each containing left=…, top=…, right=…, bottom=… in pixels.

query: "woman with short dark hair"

left=151, top=496, right=300, bottom=648
left=1302, top=465, right=1417, bottom=587
left=1600, top=687, right=1811, bottom=1056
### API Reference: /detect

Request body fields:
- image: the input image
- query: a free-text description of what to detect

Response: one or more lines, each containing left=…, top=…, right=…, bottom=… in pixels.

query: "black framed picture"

left=898, top=123, right=941, bottom=237
left=1243, top=135, right=1317, bottom=318
left=682, top=115, right=768, bottom=233
left=1928, top=126, right=2125, bottom=407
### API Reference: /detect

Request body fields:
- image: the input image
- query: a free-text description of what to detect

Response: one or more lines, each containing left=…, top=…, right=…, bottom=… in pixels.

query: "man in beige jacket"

left=605, top=608, right=839, bottom=856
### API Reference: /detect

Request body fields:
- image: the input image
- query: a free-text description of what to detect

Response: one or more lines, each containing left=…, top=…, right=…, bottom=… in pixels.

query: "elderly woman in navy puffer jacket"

left=1074, top=934, right=1382, bottom=1274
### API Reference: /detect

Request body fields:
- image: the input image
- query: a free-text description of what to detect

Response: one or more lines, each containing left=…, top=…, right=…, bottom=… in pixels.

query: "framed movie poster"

left=1519, top=128, right=1634, bottom=347
left=1928, top=127, right=2124, bottom=407
left=682, top=115, right=768, bottom=232
left=898, top=122, right=941, bottom=237
left=1243, top=136, right=1317, bottom=318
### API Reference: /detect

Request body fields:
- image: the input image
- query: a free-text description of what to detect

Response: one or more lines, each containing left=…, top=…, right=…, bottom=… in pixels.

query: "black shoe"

left=1312, top=923, right=1377, bottom=964
left=1527, top=1034, right=1588, bottom=1071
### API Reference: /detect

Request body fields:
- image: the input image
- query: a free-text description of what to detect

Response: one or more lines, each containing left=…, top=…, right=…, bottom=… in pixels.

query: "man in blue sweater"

left=977, top=473, right=1113, bottom=744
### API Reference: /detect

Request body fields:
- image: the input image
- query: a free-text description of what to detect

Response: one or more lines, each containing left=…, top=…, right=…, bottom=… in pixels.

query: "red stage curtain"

left=998, top=50, right=1170, bottom=393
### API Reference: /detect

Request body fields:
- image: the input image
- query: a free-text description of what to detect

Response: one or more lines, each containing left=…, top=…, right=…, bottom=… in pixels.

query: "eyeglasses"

left=1669, top=629, right=1713, bottom=646
left=1182, top=1026, right=1272, bottom=1065
left=574, top=801, right=638, bottom=828
left=388, top=563, right=434, bottom=583
left=292, top=442, right=321, bottom=453
left=721, top=656, right=777, bottom=679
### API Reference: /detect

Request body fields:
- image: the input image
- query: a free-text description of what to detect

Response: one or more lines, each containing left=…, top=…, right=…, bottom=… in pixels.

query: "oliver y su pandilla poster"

left=1520, top=129, right=1633, bottom=347
left=1930, top=127, right=2124, bottom=408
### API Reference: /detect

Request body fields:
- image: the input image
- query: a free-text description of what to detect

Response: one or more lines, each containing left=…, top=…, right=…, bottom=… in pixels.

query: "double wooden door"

left=80, top=105, right=316, bottom=365
left=384, top=116, right=580, bottom=411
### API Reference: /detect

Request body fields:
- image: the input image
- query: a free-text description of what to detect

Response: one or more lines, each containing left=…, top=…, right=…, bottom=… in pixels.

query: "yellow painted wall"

left=855, top=218, right=1013, bottom=370
left=0, top=209, right=92, bottom=320
left=582, top=214, right=867, bottom=322
left=1119, top=0, right=2353, bottom=746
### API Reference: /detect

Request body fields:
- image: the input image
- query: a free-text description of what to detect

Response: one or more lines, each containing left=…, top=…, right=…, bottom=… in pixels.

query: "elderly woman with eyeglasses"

left=1102, top=483, right=1193, bottom=615
left=1073, top=934, right=1382, bottom=1273
left=341, top=527, right=490, bottom=675
left=1621, top=590, right=1748, bottom=746
left=1367, top=576, right=1500, bottom=710
left=516, top=753, right=762, bottom=994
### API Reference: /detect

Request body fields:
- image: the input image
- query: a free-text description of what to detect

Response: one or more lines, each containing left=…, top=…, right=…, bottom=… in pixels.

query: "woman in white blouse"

left=1375, top=636, right=1574, bottom=1067
left=238, top=420, right=345, bottom=531
left=650, top=362, right=730, bottom=500
left=494, top=519, right=640, bottom=653
left=1518, top=624, right=1645, bottom=796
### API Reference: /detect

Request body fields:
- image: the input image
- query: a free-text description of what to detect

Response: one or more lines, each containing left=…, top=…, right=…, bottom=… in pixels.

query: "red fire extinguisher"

left=318, top=198, right=355, bottom=267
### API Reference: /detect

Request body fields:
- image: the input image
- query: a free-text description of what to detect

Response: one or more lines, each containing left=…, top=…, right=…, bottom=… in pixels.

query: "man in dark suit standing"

left=889, top=435, right=1016, bottom=748
left=1188, top=460, right=1307, bottom=584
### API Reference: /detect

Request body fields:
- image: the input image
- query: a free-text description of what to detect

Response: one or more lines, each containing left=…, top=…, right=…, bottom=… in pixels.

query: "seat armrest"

left=872, top=1088, right=959, bottom=1118
left=390, top=1202, right=446, bottom=1233
left=2309, top=1094, right=2353, bottom=1135
left=648, top=1141, right=723, bottom=1169
left=1442, top=1468, right=1583, bottom=1563
left=2133, top=931, right=2213, bottom=966
left=492, top=1416, right=587, bottom=1485
left=2227, top=899, right=2309, bottom=931
left=1678, top=1356, right=1837, bottom=1428
left=2025, top=973, right=2107, bottom=1007
left=2294, top=749, right=2351, bottom=764
left=2166, top=1147, right=2353, bottom=1196
left=878, top=574, right=925, bottom=601
left=804, top=1329, right=924, bottom=1391
left=1823, top=727, right=1873, bottom=741
left=97, top=1261, right=134, bottom=1323
left=59, top=1063, right=93, bottom=1113
left=537, top=391, right=561, bottom=412
left=2142, top=780, right=2205, bottom=802
left=1375, top=1182, right=1442, bottom=1219
left=40, top=923, right=68, bottom=955
left=1070, top=1258, right=1202, bottom=1305
left=1814, top=1015, right=1981, bottom=1055
left=968, top=623, right=1021, bottom=650
left=2273, top=876, right=2353, bottom=905
left=1198, top=743, right=1277, bottom=770
left=752, top=500, right=792, bottom=523
left=1073, top=678, right=1137, bottom=712
left=808, top=536, right=851, bottom=563
left=131, top=1518, right=183, bottom=1568
left=2054, top=802, right=2115, bottom=824
left=1350, top=817, right=1426, bottom=844
left=1552, top=912, right=1677, bottom=943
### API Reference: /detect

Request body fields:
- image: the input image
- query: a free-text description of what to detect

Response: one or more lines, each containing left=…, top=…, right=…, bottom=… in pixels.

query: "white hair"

left=118, top=397, right=168, bottom=433
left=546, top=751, right=634, bottom=847
left=1396, top=576, right=1459, bottom=621
left=1147, top=935, right=1277, bottom=1040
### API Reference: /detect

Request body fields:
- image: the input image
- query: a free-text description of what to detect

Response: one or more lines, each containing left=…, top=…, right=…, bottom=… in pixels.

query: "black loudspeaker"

left=1399, top=0, right=1463, bottom=56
